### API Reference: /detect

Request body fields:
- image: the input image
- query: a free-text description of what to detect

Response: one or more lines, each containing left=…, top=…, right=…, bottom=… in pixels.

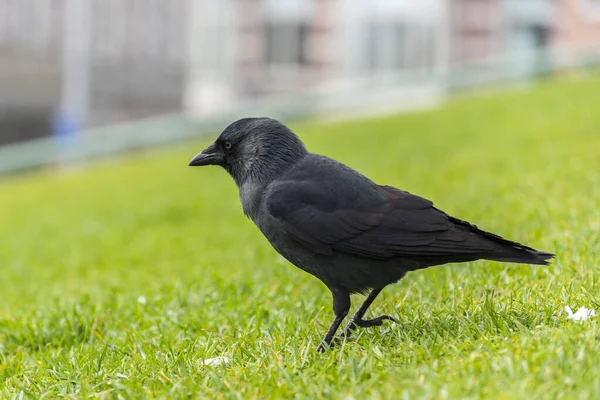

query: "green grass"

left=1, top=74, right=599, bottom=399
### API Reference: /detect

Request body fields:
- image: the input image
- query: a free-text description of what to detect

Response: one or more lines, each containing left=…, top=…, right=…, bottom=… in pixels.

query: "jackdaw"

left=189, top=117, right=554, bottom=352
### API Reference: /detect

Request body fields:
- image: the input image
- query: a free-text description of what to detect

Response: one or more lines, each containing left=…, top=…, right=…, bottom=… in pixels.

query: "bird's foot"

left=317, top=341, right=333, bottom=353
left=318, top=315, right=399, bottom=351
left=340, top=315, right=398, bottom=339
left=352, top=315, right=398, bottom=328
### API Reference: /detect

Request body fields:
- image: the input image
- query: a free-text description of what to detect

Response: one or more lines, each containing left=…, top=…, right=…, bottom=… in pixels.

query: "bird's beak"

left=188, top=143, right=222, bottom=167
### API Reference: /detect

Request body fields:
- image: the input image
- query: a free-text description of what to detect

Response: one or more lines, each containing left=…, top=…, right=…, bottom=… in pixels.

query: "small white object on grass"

left=203, top=356, right=230, bottom=367
left=564, top=306, right=596, bottom=321
left=137, top=296, right=147, bottom=305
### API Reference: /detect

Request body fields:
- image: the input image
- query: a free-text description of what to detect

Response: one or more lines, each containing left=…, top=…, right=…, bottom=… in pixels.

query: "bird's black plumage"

left=189, top=117, right=554, bottom=351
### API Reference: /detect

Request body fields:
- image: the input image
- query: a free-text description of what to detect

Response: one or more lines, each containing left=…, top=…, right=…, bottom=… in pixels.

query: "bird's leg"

left=317, top=289, right=350, bottom=352
left=340, top=287, right=398, bottom=339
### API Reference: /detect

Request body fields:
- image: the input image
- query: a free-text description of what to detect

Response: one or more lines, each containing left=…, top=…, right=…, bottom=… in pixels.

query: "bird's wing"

left=266, top=177, right=491, bottom=259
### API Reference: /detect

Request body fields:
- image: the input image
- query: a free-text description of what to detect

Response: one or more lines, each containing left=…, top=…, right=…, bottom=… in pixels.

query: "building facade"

left=553, top=0, right=600, bottom=65
left=0, top=0, right=188, bottom=142
left=1, top=0, right=599, bottom=145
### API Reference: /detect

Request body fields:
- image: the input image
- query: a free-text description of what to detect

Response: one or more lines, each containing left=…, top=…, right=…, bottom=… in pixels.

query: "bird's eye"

left=223, top=141, right=233, bottom=151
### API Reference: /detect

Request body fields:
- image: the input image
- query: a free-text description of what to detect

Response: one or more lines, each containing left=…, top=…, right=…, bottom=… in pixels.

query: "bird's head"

left=189, top=117, right=308, bottom=186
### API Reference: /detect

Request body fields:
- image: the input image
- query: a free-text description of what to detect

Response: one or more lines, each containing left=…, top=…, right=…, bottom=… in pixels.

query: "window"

left=262, top=0, right=314, bottom=68
left=366, top=21, right=435, bottom=72
left=367, top=21, right=406, bottom=70
left=263, top=22, right=309, bottom=66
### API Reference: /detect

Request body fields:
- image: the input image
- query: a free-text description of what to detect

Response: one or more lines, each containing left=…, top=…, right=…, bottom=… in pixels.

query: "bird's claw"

left=339, top=315, right=398, bottom=339
left=352, top=314, right=399, bottom=328
left=317, top=314, right=398, bottom=351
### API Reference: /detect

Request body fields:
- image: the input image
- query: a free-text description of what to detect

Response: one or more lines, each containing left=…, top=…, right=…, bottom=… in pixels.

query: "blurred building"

left=186, top=0, right=448, bottom=116
left=0, top=0, right=187, bottom=144
left=0, top=1, right=61, bottom=145
left=555, top=0, right=600, bottom=46
left=553, top=0, right=600, bottom=65
left=1, top=0, right=600, bottom=147
left=451, top=0, right=504, bottom=63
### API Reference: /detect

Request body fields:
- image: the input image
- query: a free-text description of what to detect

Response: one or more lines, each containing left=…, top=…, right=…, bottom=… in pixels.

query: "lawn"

left=1, top=74, right=599, bottom=399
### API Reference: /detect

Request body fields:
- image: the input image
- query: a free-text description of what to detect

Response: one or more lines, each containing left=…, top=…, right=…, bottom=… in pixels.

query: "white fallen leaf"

left=137, top=296, right=147, bottom=305
left=564, top=306, right=596, bottom=321
left=564, top=306, right=573, bottom=316
left=203, top=356, right=230, bottom=367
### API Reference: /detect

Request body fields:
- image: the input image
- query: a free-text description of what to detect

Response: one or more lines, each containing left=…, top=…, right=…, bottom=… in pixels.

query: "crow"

left=189, top=117, right=554, bottom=352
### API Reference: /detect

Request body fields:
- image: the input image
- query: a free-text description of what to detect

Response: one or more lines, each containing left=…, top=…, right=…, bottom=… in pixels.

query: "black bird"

left=189, top=117, right=554, bottom=352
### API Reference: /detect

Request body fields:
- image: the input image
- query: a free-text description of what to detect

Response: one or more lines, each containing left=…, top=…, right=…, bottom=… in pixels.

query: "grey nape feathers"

left=189, top=117, right=554, bottom=352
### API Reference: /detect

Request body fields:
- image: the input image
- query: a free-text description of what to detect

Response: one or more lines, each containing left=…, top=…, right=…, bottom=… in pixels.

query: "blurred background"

left=1, top=0, right=600, bottom=175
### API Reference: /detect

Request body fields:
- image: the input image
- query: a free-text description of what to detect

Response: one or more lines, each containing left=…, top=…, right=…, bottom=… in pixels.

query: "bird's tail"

left=484, top=249, right=555, bottom=265
left=448, top=215, right=555, bottom=266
